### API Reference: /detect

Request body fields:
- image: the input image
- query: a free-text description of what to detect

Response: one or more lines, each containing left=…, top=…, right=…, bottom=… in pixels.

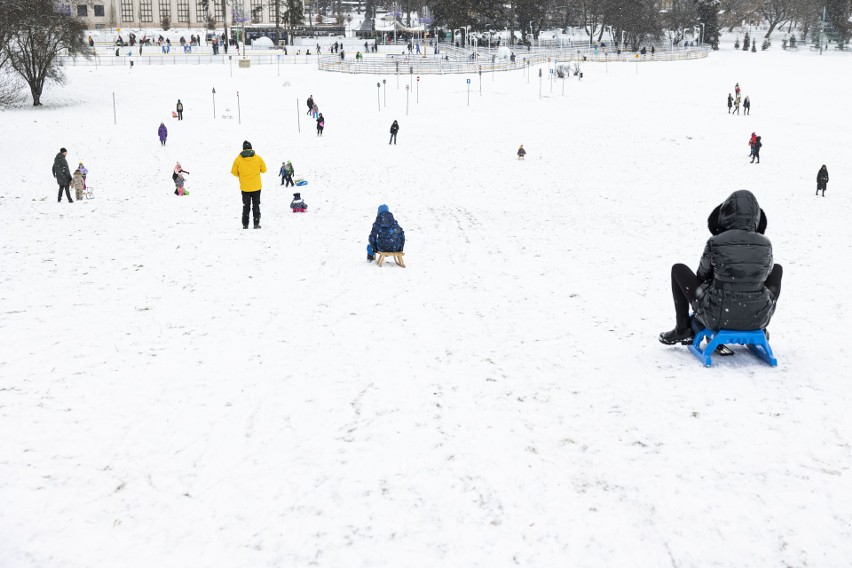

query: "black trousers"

left=669, top=263, right=783, bottom=330
left=177, top=110, right=183, bottom=120
left=389, top=133, right=397, bottom=144
left=57, top=183, right=72, bottom=202
left=284, top=174, right=294, bottom=187
left=241, top=190, right=261, bottom=226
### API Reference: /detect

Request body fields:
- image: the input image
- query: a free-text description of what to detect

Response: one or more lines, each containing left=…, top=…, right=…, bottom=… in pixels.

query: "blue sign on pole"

left=466, top=78, right=471, bottom=84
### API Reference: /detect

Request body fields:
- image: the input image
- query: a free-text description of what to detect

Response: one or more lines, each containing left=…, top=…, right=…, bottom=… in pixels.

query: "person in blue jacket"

left=367, top=204, right=405, bottom=262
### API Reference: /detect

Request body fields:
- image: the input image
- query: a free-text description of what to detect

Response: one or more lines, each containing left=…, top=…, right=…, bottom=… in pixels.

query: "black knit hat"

left=293, top=193, right=301, bottom=199
left=60, top=147, right=67, bottom=153
left=242, top=140, right=252, bottom=150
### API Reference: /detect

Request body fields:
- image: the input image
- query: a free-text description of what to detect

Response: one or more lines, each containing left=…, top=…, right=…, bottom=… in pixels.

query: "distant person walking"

left=750, top=136, right=762, bottom=163
left=176, top=99, right=184, bottom=120
left=743, top=96, right=751, bottom=115
left=316, top=113, right=325, bottom=136
left=732, top=95, right=741, bottom=115
left=306, top=95, right=314, bottom=116
left=816, top=165, right=829, bottom=196
left=52, top=147, right=73, bottom=203
left=158, top=122, right=168, bottom=145
left=231, top=140, right=267, bottom=229
left=727, top=93, right=733, bottom=113
left=389, top=120, right=399, bottom=144
left=517, top=144, right=526, bottom=160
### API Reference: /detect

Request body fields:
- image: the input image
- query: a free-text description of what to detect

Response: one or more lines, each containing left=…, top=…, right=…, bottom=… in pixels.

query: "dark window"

left=77, top=5, right=87, bottom=16
left=177, top=0, right=190, bottom=22
left=196, top=0, right=207, bottom=22
left=120, top=0, right=133, bottom=21
left=268, top=2, right=278, bottom=22
left=94, top=4, right=104, bottom=16
left=158, top=0, right=171, bottom=18
left=140, top=0, right=153, bottom=22
left=214, top=0, right=224, bottom=21
left=250, top=0, right=263, bottom=23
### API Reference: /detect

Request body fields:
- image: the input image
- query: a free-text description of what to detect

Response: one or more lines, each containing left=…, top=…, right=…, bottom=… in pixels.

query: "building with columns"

left=74, top=0, right=283, bottom=30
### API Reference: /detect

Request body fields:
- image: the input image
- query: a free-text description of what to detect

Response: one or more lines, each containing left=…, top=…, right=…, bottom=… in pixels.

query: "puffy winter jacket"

left=231, top=149, right=267, bottom=192
left=695, top=190, right=776, bottom=331
left=369, top=211, right=405, bottom=252
left=52, top=152, right=71, bottom=184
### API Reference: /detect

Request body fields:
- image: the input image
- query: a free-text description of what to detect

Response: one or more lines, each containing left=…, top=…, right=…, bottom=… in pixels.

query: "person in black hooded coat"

left=660, top=190, right=783, bottom=344
left=816, top=165, right=828, bottom=196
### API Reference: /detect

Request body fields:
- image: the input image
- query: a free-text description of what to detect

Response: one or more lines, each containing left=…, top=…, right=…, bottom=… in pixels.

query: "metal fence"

left=319, top=45, right=710, bottom=75
left=58, top=53, right=323, bottom=67
left=58, top=44, right=710, bottom=70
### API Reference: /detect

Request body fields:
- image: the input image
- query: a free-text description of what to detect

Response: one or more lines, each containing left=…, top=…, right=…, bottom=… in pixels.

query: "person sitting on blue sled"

left=659, top=189, right=782, bottom=346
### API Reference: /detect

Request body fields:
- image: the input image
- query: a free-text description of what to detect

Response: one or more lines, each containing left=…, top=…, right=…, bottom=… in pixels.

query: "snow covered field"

left=1, top=44, right=851, bottom=567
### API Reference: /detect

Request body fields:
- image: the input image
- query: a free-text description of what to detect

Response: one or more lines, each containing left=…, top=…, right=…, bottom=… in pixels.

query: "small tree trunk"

left=30, top=84, right=42, bottom=106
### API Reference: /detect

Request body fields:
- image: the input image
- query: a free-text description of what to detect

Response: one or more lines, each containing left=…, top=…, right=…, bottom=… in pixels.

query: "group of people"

left=727, top=82, right=751, bottom=115
left=51, top=148, right=88, bottom=202
left=305, top=95, right=325, bottom=135
left=227, top=139, right=404, bottom=263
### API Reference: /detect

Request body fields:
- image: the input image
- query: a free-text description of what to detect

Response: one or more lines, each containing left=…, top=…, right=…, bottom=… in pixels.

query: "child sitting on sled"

left=290, top=192, right=307, bottom=212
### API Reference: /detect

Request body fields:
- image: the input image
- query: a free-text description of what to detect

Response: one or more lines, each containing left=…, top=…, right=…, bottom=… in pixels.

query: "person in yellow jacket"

left=231, top=140, right=267, bottom=229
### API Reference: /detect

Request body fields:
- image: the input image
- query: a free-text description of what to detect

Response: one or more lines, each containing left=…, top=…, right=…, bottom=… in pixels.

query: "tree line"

left=425, top=0, right=850, bottom=48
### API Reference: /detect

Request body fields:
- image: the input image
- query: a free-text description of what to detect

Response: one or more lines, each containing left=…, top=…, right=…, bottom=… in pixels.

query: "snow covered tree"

left=742, top=31, right=750, bottom=49
left=826, top=0, right=852, bottom=42
left=1, top=0, right=88, bottom=106
left=694, top=0, right=720, bottom=49
left=760, top=0, right=793, bottom=37
left=762, top=38, right=771, bottom=49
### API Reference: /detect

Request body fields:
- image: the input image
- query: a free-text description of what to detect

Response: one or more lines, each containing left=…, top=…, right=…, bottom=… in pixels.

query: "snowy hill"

left=1, top=44, right=851, bottom=567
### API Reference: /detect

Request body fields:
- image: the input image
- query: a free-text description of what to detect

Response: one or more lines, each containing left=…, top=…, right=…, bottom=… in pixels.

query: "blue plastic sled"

left=295, top=180, right=308, bottom=186
left=689, top=328, right=777, bottom=367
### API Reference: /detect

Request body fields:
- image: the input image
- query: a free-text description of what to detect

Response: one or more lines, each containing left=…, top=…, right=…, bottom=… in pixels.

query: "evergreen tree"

left=694, top=0, right=720, bottom=49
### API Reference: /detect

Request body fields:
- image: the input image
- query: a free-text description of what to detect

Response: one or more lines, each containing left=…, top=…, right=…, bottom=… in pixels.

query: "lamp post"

left=529, top=22, right=533, bottom=49
left=212, top=87, right=216, bottom=118
left=699, top=23, right=705, bottom=45
left=383, top=79, right=386, bottom=107
left=405, top=84, right=409, bottom=115
left=376, top=82, right=380, bottom=111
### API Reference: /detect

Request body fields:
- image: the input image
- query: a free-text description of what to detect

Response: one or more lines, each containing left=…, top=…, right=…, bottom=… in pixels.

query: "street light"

left=699, top=23, right=705, bottom=45
left=376, top=82, right=380, bottom=111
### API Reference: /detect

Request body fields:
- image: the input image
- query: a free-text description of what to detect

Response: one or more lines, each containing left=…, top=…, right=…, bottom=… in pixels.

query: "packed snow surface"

left=1, top=45, right=851, bottom=567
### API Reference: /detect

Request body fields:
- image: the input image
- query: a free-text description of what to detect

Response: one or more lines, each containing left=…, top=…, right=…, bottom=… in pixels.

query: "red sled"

left=171, top=111, right=178, bottom=118
left=292, top=208, right=307, bottom=213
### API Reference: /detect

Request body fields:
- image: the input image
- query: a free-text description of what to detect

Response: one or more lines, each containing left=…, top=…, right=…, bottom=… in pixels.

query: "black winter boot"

left=659, top=327, right=695, bottom=345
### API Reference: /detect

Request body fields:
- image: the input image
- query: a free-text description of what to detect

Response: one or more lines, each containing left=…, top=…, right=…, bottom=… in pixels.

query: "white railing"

left=319, top=45, right=710, bottom=74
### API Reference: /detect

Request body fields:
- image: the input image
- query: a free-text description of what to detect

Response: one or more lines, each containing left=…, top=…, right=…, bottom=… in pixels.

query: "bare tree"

left=760, top=0, right=793, bottom=37
left=1, top=0, right=88, bottom=106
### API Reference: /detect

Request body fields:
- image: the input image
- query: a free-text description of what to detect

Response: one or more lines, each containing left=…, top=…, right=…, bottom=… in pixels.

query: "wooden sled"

left=376, top=251, right=405, bottom=268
